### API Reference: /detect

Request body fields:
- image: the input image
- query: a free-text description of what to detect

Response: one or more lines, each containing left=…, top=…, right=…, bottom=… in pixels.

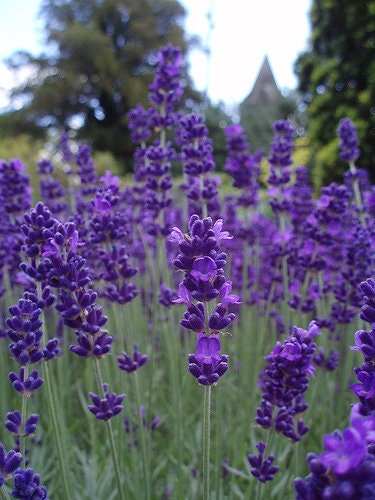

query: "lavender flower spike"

left=337, top=117, right=360, bottom=163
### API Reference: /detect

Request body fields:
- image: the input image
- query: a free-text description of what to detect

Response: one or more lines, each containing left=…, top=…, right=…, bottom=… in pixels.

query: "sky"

left=0, top=0, right=312, bottom=111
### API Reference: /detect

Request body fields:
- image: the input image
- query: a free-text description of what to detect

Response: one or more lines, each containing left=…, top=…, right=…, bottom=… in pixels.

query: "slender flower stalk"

left=170, top=215, right=238, bottom=497
left=203, top=385, right=212, bottom=500
left=91, top=358, right=126, bottom=500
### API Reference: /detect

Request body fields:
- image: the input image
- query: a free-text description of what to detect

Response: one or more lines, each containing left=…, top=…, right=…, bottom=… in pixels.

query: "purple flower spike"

left=117, top=344, right=148, bottom=373
left=337, top=117, right=361, bottom=163
left=248, top=441, right=280, bottom=483
left=188, top=333, right=229, bottom=386
left=88, top=383, right=126, bottom=421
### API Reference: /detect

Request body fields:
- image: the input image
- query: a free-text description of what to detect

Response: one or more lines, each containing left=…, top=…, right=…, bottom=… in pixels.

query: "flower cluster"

left=170, top=215, right=239, bottom=385
left=295, top=404, right=375, bottom=498
left=247, top=441, right=279, bottom=483
left=88, top=383, right=126, bottom=422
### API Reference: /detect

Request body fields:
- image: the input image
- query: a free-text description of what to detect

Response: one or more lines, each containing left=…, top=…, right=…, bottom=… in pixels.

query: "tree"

left=4, top=0, right=201, bottom=170
left=294, top=0, right=375, bottom=187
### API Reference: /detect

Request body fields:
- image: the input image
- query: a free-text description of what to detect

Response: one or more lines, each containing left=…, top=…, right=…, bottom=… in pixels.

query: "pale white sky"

left=0, top=0, right=312, bottom=110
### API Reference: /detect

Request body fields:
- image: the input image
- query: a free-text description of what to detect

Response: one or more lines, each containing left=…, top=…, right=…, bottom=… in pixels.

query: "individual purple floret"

left=351, top=328, right=375, bottom=363
left=337, top=117, right=361, bottom=163
left=8, top=368, right=43, bottom=396
left=88, top=383, right=126, bottom=421
left=188, top=333, right=229, bottom=386
left=5, top=411, right=39, bottom=437
left=117, top=344, right=148, bottom=373
left=11, top=467, right=47, bottom=499
left=248, top=441, right=280, bottom=483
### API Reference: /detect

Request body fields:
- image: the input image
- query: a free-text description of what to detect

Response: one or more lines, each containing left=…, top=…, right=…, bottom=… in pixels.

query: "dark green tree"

left=294, top=0, right=375, bottom=187
left=3, top=0, right=202, bottom=170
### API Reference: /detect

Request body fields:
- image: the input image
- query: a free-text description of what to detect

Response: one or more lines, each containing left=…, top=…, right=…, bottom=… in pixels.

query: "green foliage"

left=3, top=0, right=200, bottom=171
left=295, top=0, right=375, bottom=188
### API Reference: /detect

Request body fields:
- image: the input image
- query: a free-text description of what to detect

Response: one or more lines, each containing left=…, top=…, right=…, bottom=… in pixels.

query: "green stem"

left=0, top=486, right=11, bottom=500
left=203, top=385, right=212, bottom=500
left=20, top=381, right=29, bottom=459
left=37, top=284, right=72, bottom=499
left=349, top=160, right=363, bottom=215
left=133, top=370, right=151, bottom=500
left=93, top=358, right=125, bottom=500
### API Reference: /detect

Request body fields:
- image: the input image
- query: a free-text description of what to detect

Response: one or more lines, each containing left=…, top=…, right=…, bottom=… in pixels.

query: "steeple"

left=239, top=56, right=292, bottom=152
left=244, top=56, right=281, bottom=105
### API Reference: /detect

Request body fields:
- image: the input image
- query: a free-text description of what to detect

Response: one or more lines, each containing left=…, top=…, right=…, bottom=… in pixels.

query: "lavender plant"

left=0, top=42, right=374, bottom=499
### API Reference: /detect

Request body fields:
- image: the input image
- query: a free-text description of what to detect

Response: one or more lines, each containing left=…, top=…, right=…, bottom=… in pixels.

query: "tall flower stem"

left=133, top=370, right=151, bottom=500
left=92, top=358, right=125, bottom=500
left=203, top=384, right=212, bottom=500
left=0, top=487, right=11, bottom=500
left=37, top=284, right=72, bottom=499
left=19, top=378, right=29, bottom=459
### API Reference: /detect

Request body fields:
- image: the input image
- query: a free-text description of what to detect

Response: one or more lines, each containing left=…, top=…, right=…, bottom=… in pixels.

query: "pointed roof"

left=243, top=56, right=281, bottom=105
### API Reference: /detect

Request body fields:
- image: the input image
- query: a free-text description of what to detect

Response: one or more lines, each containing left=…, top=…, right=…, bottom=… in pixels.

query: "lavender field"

left=0, top=45, right=374, bottom=499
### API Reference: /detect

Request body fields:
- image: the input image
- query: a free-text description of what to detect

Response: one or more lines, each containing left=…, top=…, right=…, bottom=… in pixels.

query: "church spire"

left=245, top=56, right=281, bottom=105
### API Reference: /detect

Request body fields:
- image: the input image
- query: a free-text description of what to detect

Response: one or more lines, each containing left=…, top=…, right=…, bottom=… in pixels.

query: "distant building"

left=242, top=56, right=282, bottom=105
left=239, top=56, right=295, bottom=152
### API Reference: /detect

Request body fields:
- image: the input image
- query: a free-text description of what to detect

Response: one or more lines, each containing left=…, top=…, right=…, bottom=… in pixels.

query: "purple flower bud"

left=0, top=443, right=23, bottom=476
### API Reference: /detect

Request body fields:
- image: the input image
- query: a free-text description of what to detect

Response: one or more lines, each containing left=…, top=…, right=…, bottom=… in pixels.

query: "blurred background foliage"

left=0, top=0, right=374, bottom=190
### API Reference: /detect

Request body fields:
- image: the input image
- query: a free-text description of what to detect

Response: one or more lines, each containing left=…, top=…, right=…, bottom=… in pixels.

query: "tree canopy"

left=4, top=0, right=203, bottom=169
left=294, top=0, right=375, bottom=187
